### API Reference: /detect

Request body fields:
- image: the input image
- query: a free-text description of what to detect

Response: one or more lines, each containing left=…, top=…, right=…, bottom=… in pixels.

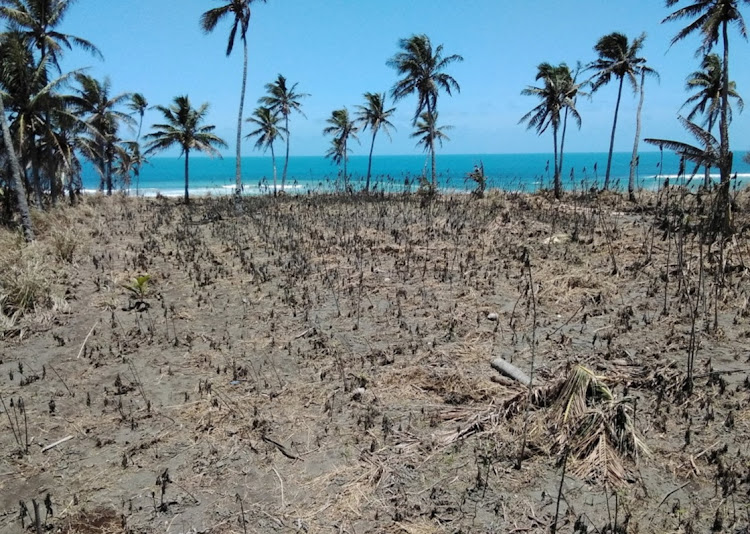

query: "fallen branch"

left=491, top=358, right=531, bottom=386
left=262, top=435, right=299, bottom=460
left=76, top=319, right=99, bottom=359
left=41, top=435, right=73, bottom=453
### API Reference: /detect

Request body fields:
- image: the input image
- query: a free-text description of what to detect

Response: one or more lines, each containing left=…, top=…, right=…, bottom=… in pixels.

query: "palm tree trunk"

left=235, top=37, right=249, bottom=201
left=559, top=107, right=570, bottom=193
left=718, top=20, right=732, bottom=233
left=366, top=129, right=377, bottom=192
left=629, top=71, right=646, bottom=202
left=704, top=115, right=715, bottom=188
left=0, top=93, right=34, bottom=241
left=282, top=114, right=289, bottom=191
left=184, top=149, right=190, bottom=204
left=343, top=138, right=348, bottom=191
left=271, top=143, right=277, bottom=196
left=552, top=123, right=561, bottom=199
left=31, top=141, right=44, bottom=208
left=604, top=76, right=625, bottom=190
left=106, top=142, right=113, bottom=196
left=427, top=101, right=437, bottom=188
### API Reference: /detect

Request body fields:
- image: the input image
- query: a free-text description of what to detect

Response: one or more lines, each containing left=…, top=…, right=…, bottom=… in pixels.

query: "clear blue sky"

left=53, top=0, right=750, bottom=157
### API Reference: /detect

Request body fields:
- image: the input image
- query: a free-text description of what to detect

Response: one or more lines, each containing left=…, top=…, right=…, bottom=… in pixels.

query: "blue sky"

left=53, top=0, right=750, bottom=157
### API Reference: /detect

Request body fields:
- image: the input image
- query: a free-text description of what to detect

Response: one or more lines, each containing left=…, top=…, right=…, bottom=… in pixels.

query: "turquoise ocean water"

left=81, top=152, right=750, bottom=197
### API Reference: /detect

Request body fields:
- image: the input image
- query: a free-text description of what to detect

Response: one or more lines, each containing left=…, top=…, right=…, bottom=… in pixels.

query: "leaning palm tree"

left=144, top=96, right=227, bottom=204
left=388, top=34, right=463, bottom=187
left=323, top=108, right=358, bottom=190
left=411, top=111, right=451, bottom=188
left=663, top=0, right=749, bottom=232
left=520, top=63, right=581, bottom=199
left=681, top=53, right=743, bottom=187
left=200, top=0, right=267, bottom=201
left=246, top=106, right=286, bottom=195
left=587, top=32, right=653, bottom=190
left=0, top=92, right=33, bottom=240
left=258, top=74, right=308, bottom=192
left=355, top=92, right=396, bottom=192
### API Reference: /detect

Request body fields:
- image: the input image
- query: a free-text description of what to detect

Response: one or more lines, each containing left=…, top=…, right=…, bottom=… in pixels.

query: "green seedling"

left=124, top=275, right=151, bottom=300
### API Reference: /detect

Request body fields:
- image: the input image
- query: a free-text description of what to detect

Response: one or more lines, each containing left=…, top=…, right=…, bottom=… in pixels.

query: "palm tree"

left=587, top=32, right=653, bottom=190
left=355, top=92, right=396, bottom=192
left=323, top=108, right=358, bottom=190
left=0, top=0, right=101, bottom=71
left=71, top=73, right=134, bottom=196
left=628, top=59, right=659, bottom=202
left=143, top=96, right=227, bottom=204
left=0, top=91, right=33, bottom=240
left=259, top=74, right=308, bottom=192
left=388, top=34, right=463, bottom=187
left=520, top=63, right=581, bottom=199
left=200, top=0, right=267, bottom=201
left=681, top=53, right=743, bottom=187
left=128, top=93, right=148, bottom=141
left=645, top=116, right=720, bottom=179
left=411, top=111, right=451, bottom=187
left=664, top=0, right=749, bottom=231
left=246, top=106, right=285, bottom=195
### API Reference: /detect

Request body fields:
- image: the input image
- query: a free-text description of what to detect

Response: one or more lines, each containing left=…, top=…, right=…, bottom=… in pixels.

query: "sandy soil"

left=1, top=190, right=749, bottom=533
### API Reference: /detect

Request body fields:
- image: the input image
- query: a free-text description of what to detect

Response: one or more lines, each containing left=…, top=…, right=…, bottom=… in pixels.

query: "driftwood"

left=491, top=358, right=531, bottom=387
left=41, top=435, right=73, bottom=453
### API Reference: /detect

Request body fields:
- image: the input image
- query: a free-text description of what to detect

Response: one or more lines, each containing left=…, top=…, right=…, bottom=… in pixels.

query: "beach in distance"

left=82, top=151, right=750, bottom=197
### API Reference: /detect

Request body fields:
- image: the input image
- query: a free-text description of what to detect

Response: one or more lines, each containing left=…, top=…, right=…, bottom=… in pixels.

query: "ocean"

left=81, top=152, right=750, bottom=197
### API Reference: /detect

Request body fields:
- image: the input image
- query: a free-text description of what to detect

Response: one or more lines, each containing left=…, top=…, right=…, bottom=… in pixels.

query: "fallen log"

left=491, top=358, right=531, bottom=387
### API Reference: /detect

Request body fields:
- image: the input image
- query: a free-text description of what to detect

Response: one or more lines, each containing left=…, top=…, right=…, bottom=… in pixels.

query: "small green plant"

left=124, top=275, right=151, bottom=300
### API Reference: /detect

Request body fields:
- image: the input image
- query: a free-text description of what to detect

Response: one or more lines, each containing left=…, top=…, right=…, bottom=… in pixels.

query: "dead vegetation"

left=0, top=187, right=750, bottom=533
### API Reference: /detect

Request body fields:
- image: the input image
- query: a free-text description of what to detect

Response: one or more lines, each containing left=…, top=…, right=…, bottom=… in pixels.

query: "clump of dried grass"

left=0, top=242, right=51, bottom=319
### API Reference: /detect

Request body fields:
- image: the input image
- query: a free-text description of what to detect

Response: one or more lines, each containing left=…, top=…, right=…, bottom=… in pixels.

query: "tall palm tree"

left=0, top=91, right=33, bottom=240
left=246, top=106, right=285, bottom=195
left=355, top=92, right=396, bottom=192
left=587, top=32, right=653, bottom=190
left=128, top=93, right=148, bottom=141
left=259, top=74, right=307, bottom=192
left=143, top=95, right=227, bottom=204
left=411, top=111, right=451, bottom=187
left=71, top=73, right=134, bottom=196
left=323, top=108, right=358, bottom=190
left=628, top=59, right=659, bottom=202
left=200, top=0, right=267, bottom=201
left=520, top=63, right=581, bottom=199
left=681, top=53, right=743, bottom=187
left=664, top=0, right=749, bottom=231
left=388, top=34, right=463, bottom=187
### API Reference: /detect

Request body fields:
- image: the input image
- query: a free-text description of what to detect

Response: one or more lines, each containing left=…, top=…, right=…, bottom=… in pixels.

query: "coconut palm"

left=246, top=106, right=286, bottom=195
left=200, top=0, right=267, bottom=201
left=664, top=0, right=749, bottom=230
left=144, top=96, right=227, bottom=204
left=520, top=63, right=582, bottom=199
left=628, top=58, right=659, bottom=202
left=0, top=0, right=101, bottom=71
left=259, top=74, right=307, bottom=192
left=681, top=54, right=743, bottom=187
left=323, top=108, right=358, bottom=190
left=411, top=111, right=451, bottom=188
left=354, top=92, right=396, bottom=192
left=645, top=117, right=720, bottom=180
left=388, top=34, right=463, bottom=187
left=0, top=91, right=33, bottom=240
left=71, top=73, right=134, bottom=196
left=587, top=32, right=654, bottom=190
left=128, top=93, right=148, bottom=140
